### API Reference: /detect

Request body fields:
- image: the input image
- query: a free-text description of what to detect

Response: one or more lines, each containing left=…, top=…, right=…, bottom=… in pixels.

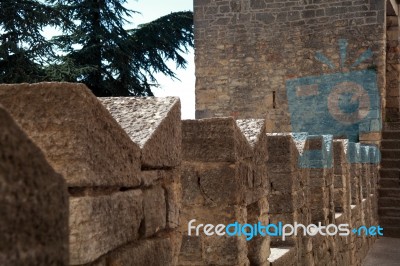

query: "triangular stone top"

left=100, top=97, right=179, bottom=148
left=100, top=97, right=181, bottom=168
left=0, top=82, right=141, bottom=187
left=236, top=119, right=265, bottom=148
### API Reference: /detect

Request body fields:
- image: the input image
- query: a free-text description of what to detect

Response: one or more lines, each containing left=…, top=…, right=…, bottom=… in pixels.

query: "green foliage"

left=49, top=0, right=194, bottom=96
left=0, top=1, right=61, bottom=83
left=0, top=0, right=194, bottom=96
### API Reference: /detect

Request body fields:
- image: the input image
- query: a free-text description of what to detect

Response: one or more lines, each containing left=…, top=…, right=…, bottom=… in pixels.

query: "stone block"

left=178, top=235, right=203, bottom=265
left=0, top=106, right=68, bottom=265
left=268, top=247, right=297, bottom=266
left=142, top=186, right=167, bottom=237
left=181, top=162, right=206, bottom=206
left=270, top=172, right=301, bottom=192
left=247, top=198, right=270, bottom=265
left=236, top=119, right=268, bottom=165
left=266, top=133, right=299, bottom=162
left=269, top=190, right=306, bottom=214
left=182, top=162, right=245, bottom=206
left=139, top=169, right=179, bottom=187
left=0, top=83, right=141, bottom=187
left=100, top=97, right=181, bottom=168
left=182, top=118, right=252, bottom=162
left=107, top=234, right=178, bottom=266
left=180, top=205, right=247, bottom=233
left=163, top=172, right=182, bottom=229
left=69, top=190, right=143, bottom=265
left=202, top=235, right=249, bottom=265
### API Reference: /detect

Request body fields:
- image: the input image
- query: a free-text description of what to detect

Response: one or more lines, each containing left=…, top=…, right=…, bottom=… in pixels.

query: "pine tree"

left=49, top=0, right=194, bottom=96
left=0, top=1, right=61, bottom=83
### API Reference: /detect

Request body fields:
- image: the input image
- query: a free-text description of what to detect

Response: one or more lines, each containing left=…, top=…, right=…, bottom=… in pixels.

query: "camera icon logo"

left=286, top=39, right=381, bottom=167
left=286, top=39, right=381, bottom=140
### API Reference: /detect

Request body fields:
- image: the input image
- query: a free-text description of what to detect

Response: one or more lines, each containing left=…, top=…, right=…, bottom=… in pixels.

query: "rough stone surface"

left=236, top=119, right=268, bottom=165
left=0, top=82, right=141, bottom=187
left=142, top=186, right=167, bottom=237
left=194, top=0, right=386, bottom=135
left=106, top=235, right=175, bottom=266
left=182, top=117, right=252, bottom=162
left=100, top=97, right=181, bottom=168
left=268, top=247, right=296, bottom=266
left=69, top=190, right=143, bottom=265
left=0, top=106, right=69, bottom=265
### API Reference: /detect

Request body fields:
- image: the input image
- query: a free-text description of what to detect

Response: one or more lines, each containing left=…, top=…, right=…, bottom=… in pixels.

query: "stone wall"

left=194, top=0, right=386, bottom=133
left=0, top=83, right=381, bottom=265
left=0, top=83, right=181, bottom=266
left=386, top=14, right=400, bottom=122
left=179, top=118, right=269, bottom=265
left=0, top=105, right=69, bottom=265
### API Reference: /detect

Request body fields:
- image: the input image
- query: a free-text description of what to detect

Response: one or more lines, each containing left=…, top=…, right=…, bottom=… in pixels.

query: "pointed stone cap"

left=236, top=119, right=267, bottom=164
left=0, top=106, right=68, bottom=264
left=236, top=119, right=265, bottom=148
left=100, top=97, right=181, bottom=168
left=182, top=117, right=252, bottom=162
left=0, top=83, right=141, bottom=187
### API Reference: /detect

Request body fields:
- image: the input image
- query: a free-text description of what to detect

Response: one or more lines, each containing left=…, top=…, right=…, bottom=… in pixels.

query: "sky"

left=43, top=0, right=195, bottom=119
left=126, top=0, right=195, bottom=119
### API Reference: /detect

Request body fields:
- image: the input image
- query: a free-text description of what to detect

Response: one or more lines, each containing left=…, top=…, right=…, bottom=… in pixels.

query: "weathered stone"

left=247, top=198, right=270, bottom=265
left=202, top=235, right=249, bottom=265
left=181, top=162, right=206, bottom=206
left=0, top=83, right=141, bottom=187
left=100, top=97, right=181, bottom=168
left=269, top=190, right=306, bottom=214
left=178, top=235, right=203, bottom=265
left=69, top=190, right=143, bottom=265
left=236, top=119, right=268, bottom=165
left=142, top=186, right=167, bottom=237
left=182, top=161, right=246, bottom=206
left=0, top=106, right=68, bottom=265
left=182, top=118, right=252, bottom=162
left=180, top=205, right=247, bottom=230
left=107, top=235, right=176, bottom=266
left=139, top=169, right=178, bottom=187
left=268, top=247, right=297, bottom=266
left=163, top=172, right=182, bottom=229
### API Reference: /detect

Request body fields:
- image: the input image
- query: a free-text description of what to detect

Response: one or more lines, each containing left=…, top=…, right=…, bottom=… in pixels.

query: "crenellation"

left=1, top=0, right=398, bottom=262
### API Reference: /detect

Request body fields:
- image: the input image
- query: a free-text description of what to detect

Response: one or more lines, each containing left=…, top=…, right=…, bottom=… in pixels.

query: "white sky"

left=128, top=0, right=195, bottom=119
left=43, top=0, right=195, bottom=119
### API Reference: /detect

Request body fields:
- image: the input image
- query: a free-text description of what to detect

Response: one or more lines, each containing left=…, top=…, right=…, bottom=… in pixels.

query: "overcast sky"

left=128, top=0, right=195, bottom=119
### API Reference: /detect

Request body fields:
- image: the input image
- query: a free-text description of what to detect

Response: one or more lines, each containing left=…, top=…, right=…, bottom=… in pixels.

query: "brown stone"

left=0, top=106, right=68, bottom=265
left=163, top=172, right=182, bottom=229
left=202, top=235, right=249, bottom=265
left=100, top=97, right=181, bottom=168
left=0, top=83, right=141, bottom=187
left=182, top=118, right=252, bottom=162
left=236, top=119, right=268, bottom=165
left=69, top=190, right=143, bottom=265
left=142, top=186, right=167, bottom=237
left=107, top=235, right=176, bottom=266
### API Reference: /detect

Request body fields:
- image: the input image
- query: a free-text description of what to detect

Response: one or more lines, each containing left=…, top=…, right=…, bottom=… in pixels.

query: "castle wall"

left=0, top=83, right=382, bottom=265
left=0, top=106, right=69, bottom=265
left=194, top=0, right=386, bottom=133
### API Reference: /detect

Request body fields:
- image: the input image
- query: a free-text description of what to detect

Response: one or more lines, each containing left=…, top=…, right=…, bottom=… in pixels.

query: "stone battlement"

left=0, top=83, right=380, bottom=265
